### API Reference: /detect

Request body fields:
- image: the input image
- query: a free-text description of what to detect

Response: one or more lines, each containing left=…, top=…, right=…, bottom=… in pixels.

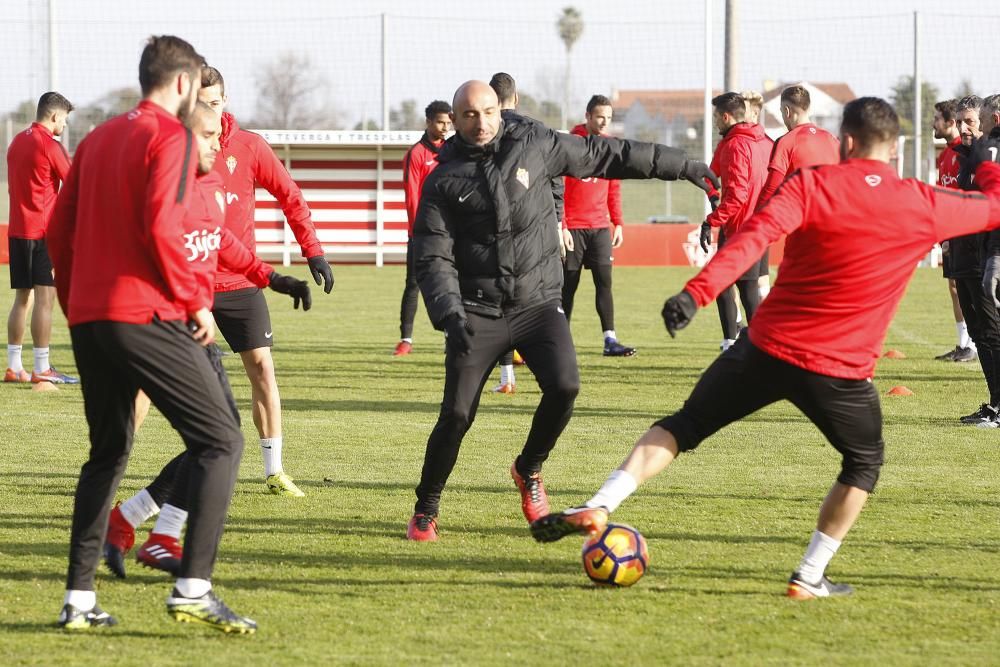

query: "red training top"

left=705, top=122, right=771, bottom=236
left=757, top=123, right=840, bottom=209
left=403, top=132, right=444, bottom=236
left=685, top=159, right=1000, bottom=380
left=937, top=136, right=962, bottom=189
left=47, top=100, right=208, bottom=326
left=562, top=124, right=623, bottom=230
left=184, top=169, right=273, bottom=306
left=212, top=112, right=322, bottom=293
left=6, top=122, right=71, bottom=239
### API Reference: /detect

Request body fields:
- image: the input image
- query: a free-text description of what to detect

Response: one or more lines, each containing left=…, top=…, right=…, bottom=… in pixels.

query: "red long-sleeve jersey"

left=757, top=123, right=840, bottom=209
left=47, top=100, right=209, bottom=326
left=937, top=136, right=962, bottom=188
left=563, top=124, right=623, bottom=229
left=6, top=122, right=71, bottom=239
left=212, top=112, right=322, bottom=293
left=403, top=132, right=444, bottom=236
left=685, top=159, right=1000, bottom=380
left=705, top=122, right=771, bottom=236
left=184, top=169, right=273, bottom=305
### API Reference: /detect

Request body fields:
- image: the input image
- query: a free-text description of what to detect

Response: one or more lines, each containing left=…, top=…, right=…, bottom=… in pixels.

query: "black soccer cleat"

left=166, top=589, right=257, bottom=634
left=960, top=403, right=997, bottom=425
left=58, top=603, right=118, bottom=630
left=786, top=571, right=854, bottom=600
left=530, top=506, right=609, bottom=543
left=603, top=338, right=636, bottom=357
left=103, top=543, right=128, bottom=579
left=952, top=346, right=977, bottom=363
left=935, top=346, right=960, bottom=361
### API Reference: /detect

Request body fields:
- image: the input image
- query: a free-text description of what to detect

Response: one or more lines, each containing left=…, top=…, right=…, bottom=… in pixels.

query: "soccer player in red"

left=199, top=66, right=333, bottom=497
left=102, top=102, right=311, bottom=579
left=933, top=99, right=977, bottom=362
left=47, top=35, right=255, bottom=632
left=562, top=95, right=636, bottom=357
left=757, top=85, right=840, bottom=208
left=5, top=92, right=77, bottom=384
left=533, top=97, right=1000, bottom=599
left=394, top=100, right=452, bottom=357
left=699, top=92, right=771, bottom=351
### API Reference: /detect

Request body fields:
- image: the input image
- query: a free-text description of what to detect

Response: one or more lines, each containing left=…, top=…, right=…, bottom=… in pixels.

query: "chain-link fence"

left=4, top=2, right=1000, bottom=224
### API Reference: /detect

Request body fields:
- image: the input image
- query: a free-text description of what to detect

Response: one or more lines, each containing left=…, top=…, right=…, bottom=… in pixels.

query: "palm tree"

left=556, top=6, right=584, bottom=130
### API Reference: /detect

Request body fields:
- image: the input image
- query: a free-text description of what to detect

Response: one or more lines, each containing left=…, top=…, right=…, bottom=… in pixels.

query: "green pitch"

left=1, top=265, right=997, bottom=665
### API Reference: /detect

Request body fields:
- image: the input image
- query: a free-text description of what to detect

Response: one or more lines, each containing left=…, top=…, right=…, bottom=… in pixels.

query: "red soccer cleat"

left=510, top=461, right=550, bottom=523
left=103, top=502, right=136, bottom=579
left=136, top=533, right=183, bottom=575
left=4, top=368, right=30, bottom=383
left=406, top=513, right=438, bottom=542
left=491, top=382, right=516, bottom=394
left=393, top=341, right=413, bottom=357
left=31, top=367, right=79, bottom=384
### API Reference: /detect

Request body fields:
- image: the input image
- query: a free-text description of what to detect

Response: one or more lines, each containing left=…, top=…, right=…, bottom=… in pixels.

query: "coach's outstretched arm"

left=539, top=126, right=719, bottom=195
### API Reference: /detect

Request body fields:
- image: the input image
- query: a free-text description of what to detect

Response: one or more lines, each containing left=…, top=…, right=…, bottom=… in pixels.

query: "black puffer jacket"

left=501, top=109, right=564, bottom=223
left=951, top=135, right=1000, bottom=277
left=413, top=119, right=689, bottom=327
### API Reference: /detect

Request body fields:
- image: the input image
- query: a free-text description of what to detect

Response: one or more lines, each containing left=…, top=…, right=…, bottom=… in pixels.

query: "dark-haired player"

left=48, top=35, right=255, bottom=633
left=562, top=95, right=636, bottom=357
left=394, top=100, right=452, bottom=357
left=5, top=91, right=77, bottom=384
left=933, top=98, right=976, bottom=362
left=533, top=97, right=1000, bottom=600
left=199, top=66, right=333, bottom=496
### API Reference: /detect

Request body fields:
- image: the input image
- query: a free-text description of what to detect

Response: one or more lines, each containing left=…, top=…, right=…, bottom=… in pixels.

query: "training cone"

left=32, top=382, right=59, bottom=392
left=887, top=386, right=913, bottom=396
left=883, top=349, right=907, bottom=359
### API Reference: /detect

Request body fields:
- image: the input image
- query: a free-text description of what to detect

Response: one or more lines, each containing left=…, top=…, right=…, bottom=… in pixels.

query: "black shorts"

left=8, top=237, right=54, bottom=289
left=757, top=248, right=770, bottom=280
left=653, top=337, right=885, bottom=493
left=212, top=287, right=273, bottom=353
left=564, top=227, right=613, bottom=271
left=718, top=229, right=762, bottom=282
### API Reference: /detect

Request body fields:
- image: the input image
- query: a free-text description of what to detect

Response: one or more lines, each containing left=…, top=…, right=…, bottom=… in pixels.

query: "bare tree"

left=253, top=52, right=341, bottom=129
left=556, top=6, right=584, bottom=130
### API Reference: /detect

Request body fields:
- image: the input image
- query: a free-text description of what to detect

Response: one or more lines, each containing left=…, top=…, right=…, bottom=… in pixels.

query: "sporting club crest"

left=516, top=167, right=530, bottom=189
left=226, top=155, right=238, bottom=175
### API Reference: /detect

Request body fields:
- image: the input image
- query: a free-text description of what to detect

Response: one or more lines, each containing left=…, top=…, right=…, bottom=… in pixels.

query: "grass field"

left=1, top=265, right=998, bottom=666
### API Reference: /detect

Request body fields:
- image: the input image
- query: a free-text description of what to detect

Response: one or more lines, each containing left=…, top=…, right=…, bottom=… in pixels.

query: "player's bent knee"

left=837, top=447, right=884, bottom=493
left=652, top=412, right=709, bottom=453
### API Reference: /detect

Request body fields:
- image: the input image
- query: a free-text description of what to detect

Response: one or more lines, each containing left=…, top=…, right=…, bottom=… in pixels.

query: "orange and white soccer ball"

left=581, top=523, right=649, bottom=587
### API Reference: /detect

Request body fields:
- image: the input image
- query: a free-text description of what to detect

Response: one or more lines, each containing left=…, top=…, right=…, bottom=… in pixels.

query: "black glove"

left=443, top=314, right=475, bottom=357
left=679, top=160, right=721, bottom=195
left=661, top=290, right=698, bottom=338
left=268, top=272, right=312, bottom=311
left=699, top=222, right=712, bottom=253
left=307, top=255, right=334, bottom=294
left=709, top=195, right=720, bottom=211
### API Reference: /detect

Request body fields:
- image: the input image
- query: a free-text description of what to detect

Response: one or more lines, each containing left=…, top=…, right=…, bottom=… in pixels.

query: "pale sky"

left=3, top=0, right=999, bottom=127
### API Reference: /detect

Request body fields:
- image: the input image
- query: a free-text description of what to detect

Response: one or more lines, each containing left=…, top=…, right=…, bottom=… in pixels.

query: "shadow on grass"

left=0, top=621, right=177, bottom=639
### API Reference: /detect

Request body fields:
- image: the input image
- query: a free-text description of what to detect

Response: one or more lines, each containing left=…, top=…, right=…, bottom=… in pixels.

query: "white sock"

left=151, top=503, right=187, bottom=540
left=262, top=437, right=283, bottom=477
left=7, top=344, right=23, bottom=372
left=500, top=364, right=515, bottom=386
left=957, top=321, right=970, bottom=349
left=584, top=469, right=638, bottom=513
left=603, top=330, right=617, bottom=342
left=721, top=338, right=737, bottom=351
left=401, top=337, right=413, bottom=343
left=33, top=346, right=50, bottom=373
left=119, top=488, right=160, bottom=528
left=174, top=578, right=211, bottom=599
left=64, top=589, right=95, bottom=611
left=797, top=530, right=842, bottom=583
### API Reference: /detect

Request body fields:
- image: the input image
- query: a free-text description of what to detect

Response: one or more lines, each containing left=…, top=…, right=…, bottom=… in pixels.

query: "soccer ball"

left=581, top=523, right=649, bottom=587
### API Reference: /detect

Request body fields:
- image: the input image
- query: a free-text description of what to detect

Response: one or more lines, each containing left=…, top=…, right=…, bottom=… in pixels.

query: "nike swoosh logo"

left=264, top=331, right=273, bottom=339
left=458, top=192, right=474, bottom=203
left=426, top=160, right=435, bottom=165
left=557, top=307, right=565, bottom=314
